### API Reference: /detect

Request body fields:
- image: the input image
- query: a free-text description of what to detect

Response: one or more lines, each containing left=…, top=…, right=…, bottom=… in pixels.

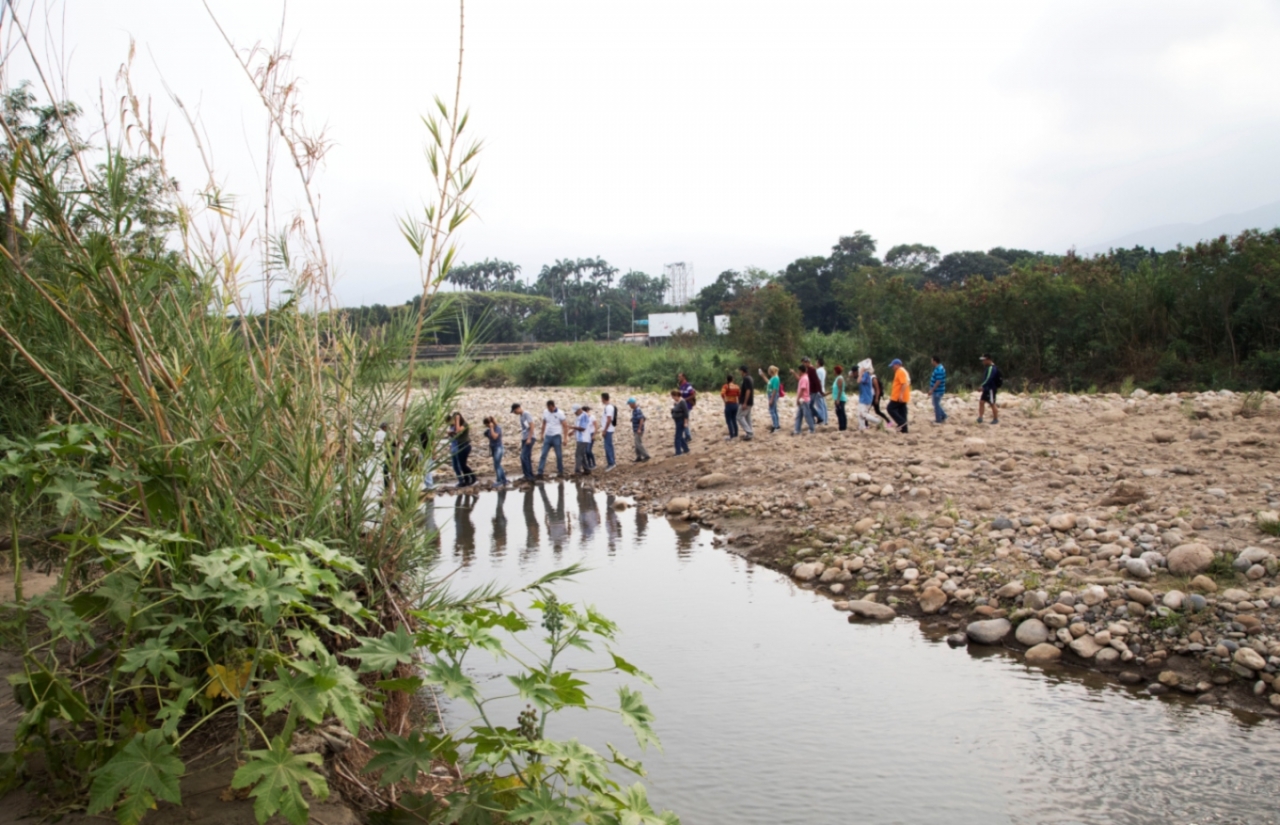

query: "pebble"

left=967, top=618, right=1013, bottom=645
left=1015, top=619, right=1050, bottom=646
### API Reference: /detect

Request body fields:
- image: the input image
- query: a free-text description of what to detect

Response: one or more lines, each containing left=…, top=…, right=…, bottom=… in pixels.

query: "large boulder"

left=1167, top=543, right=1215, bottom=575
left=1048, top=513, right=1077, bottom=532
left=966, top=618, right=1012, bottom=645
left=1069, top=635, right=1103, bottom=659
left=847, top=600, right=896, bottom=621
left=1014, top=618, right=1050, bottom=646
left=695, top=473, right=732, bottom=489
left=792, top=563, right=821, bottom=582
left=918, top=586, right=947, bottom=614
left=665, top=497, right=692, bottom=514
left=1024, top=643, right=1062, bottom=665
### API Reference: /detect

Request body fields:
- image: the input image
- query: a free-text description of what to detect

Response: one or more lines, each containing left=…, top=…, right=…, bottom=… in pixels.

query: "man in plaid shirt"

left=929, top=356, right=947, bottom=425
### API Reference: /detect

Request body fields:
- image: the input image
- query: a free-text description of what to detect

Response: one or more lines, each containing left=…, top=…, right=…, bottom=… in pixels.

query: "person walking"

left=815, top=357, right=829, bottom=425
left=978, top=354, right=1002, bottom=425
left=856, top=360, right=878, bottom=430
left=537, top=399, right=566, bottom=478
left=671, top=389, right=690, bottom=455
left=870, top=366, right=892, bottom=428
left=929, top=356, right=948, bottom=425
left=737, top=365, right=755, bottom=441
left=720, top=372, right=741, bottom=439
left=832, top=365, right=849, bottom=431
left=572, top=404, right=596, bottom=475
left=483, top=416, right=509, bottom=487
left=511, top=403, right=535, bottom=482
left=792, top=366, right=816, bottom=434
left=677, top=373, right=697, bottom=441
left=449, top=412, right=477, bottom=487
left=802, top=357, right=826, bottom=425
left=628, top=397, right=651, bottom=461
left=600, top=393, right=618, bottom=471
left=761, top=365, right=782, bottom=432
left=887, top=359, right=911, bottom=433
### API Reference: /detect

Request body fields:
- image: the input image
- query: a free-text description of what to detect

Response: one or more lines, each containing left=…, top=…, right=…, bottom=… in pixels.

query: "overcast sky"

left=10, top=1, right=1280, bottom=305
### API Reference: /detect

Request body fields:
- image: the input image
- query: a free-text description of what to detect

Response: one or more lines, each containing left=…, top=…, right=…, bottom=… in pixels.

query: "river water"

left=429, top=484, right=1280, bottom=825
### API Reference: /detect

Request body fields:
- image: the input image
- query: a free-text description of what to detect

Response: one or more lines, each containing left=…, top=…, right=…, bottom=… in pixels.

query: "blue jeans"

left=538, top=435, right=564, bottom=475
left=491, top=445, right=508, bottom=486
left=519, top=439, right=534, bottom=480
left=603, top=431, right=615, bottom=467
left=674, top=420, right=689, bottom=454
left=769, top=395, right=780, bottom=429
left=724, top=403, right=739, bottom=438
left=813, top=394, right=828, bottom=424
left=932, top=390, right=947, bottom=423
left=794, top=402, right=815, bottom=434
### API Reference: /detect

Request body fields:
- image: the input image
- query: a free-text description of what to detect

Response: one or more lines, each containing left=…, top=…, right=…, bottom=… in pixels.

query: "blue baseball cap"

left=889, top=359, right=903, bottom=368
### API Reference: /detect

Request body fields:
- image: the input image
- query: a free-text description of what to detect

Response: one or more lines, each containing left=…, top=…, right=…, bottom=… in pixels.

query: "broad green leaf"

left=34, top=596, right=95, bottom=644
left=101, top=536, right=168, bottom=572
left=294, top=653, right=374, bottom=732
left=260, top=670, right=327, bottom=725
left=364, top=731, right=441, bottom=786
left=43, top=475, right=102, bottom=519
left=423, top=660, right=478, bottom=704
left=87, top=730, right=184, bottom=824
left=539, top=738, right=612, bottom=791
left=548, top=672, right=590, bottom=708
left=508, top=673, right=559, bottom=708
left=508, top=785, right=577, bottom=825
left=119, top=637, right=178, bottom=678
left=231, top=736, right=328, bottom=825
left=610, top=652, right=655, bottom=687
left=156, top=687, right=196, bottom=737
left=617, top=687, right=660, bottom=751
left=612, top=782, right=680, bottom=825
left=348, top=625, right=416, bottom=674
left=607, top=743, right=646, bottom=777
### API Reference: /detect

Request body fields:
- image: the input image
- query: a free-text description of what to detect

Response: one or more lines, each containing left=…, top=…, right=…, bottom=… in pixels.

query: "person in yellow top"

left=887, top=358, right=911, bottom=433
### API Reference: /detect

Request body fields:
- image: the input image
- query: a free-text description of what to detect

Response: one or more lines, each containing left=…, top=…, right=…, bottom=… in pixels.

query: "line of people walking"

left=412, top=355, right=1002, bottom=490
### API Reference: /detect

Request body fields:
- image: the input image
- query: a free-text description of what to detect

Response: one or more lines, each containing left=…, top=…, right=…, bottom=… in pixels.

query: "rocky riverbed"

left=447, top=385, right=1280, bottom=712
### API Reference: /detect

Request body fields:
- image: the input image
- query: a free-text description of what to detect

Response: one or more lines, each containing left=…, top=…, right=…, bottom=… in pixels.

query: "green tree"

left=884, top=243, right=939, bottom=271
left=446, top=258, right=522, bottom=292
left=726, top=284, right=804, bottom=369
left=928, top=250, right=1010, bottom=285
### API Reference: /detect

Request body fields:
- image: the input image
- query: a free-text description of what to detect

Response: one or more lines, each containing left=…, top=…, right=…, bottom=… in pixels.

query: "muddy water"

left=430, top=485, right=1280, bottom=825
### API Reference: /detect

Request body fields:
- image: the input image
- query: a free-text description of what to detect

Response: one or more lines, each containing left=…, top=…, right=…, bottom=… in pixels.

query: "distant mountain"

left=1081, top=200, right=1280, bottom=255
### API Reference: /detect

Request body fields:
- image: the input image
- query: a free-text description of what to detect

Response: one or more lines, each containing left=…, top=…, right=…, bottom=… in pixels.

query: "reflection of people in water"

left=539, top=480, right=570, bottom=555
left=491, top=488, right=508, bottom=559
left=635, top=503, right=649, bottom=544
left=422, top=497, right=441, bottom=555
left=454, top=493, right=477, bottom=563
left=578, top=484, right=600, bottom=546
left=521, top=486, right=541, bottom=564
left=604, top=494, right=622, bottom=556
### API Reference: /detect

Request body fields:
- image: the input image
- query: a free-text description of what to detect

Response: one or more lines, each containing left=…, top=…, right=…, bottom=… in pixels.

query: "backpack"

left=992, top=367, right=1004, bottom=389
left=685, top=387, right=697, bottom=408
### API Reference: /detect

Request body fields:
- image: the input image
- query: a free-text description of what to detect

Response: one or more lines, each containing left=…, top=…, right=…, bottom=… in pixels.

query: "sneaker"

left=990, top=418, right=1000, bottom=425
left=976, top=417, right=984, bottom=424
left=606, top=464, right=616, bottom=472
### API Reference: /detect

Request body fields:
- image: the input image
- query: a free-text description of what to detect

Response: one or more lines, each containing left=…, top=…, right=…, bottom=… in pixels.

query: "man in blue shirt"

left=978, top=354, right=1002, bottom=425
left=929, top=356, right=948, bottom=425
left=628, top=397, right=651, bottom=462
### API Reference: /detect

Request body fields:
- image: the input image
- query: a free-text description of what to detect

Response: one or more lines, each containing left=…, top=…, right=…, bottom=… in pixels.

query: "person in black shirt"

left=737, top=365, right=755, bottom=441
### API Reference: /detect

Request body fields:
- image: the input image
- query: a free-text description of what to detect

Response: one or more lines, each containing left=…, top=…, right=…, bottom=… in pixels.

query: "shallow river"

left=429, top=485, right=1280, bottom=825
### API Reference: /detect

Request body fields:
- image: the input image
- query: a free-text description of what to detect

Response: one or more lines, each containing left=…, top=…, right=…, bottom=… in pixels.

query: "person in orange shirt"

left=887, top=358, right=911, bottom=433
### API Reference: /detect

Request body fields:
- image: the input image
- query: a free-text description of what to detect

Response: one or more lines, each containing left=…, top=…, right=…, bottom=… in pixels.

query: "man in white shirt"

left=815, top=358, right=829, bottom=425
left=600, top=392, right=618, bottom=471
left=537, top=400, right=566, bottom=478
left=572, top=404, right=596, bottom=475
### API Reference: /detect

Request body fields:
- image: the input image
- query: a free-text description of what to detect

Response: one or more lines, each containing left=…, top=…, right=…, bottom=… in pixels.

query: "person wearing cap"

left=978, top=354, right=1002, bottom=425
left=670, top=389, right=691, bottom=455
left=537, top=399, right=566, bottom=479
left=628, top=397, right=651, bottom=462
left=511, top=403, right=536, bottom=482
left=887, top=359, right=911, bottom=433
left=929, top=356, right=948, bottom=425
left=572, top=404, right=595, bottom=475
